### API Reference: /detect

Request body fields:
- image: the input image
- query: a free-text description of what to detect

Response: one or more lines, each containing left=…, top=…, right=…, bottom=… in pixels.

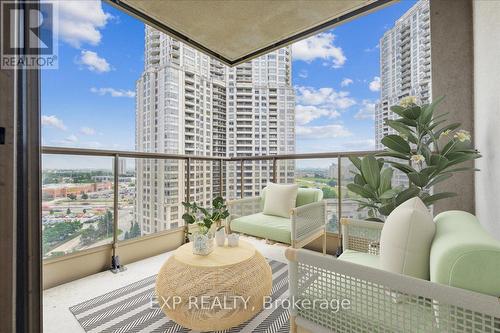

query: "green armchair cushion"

left=295, top=187, right=324, bottom=207
left=338, top=249, right=380, bottom=269
left=230, top=213, right=291, bottom=244
left=430, top=210, right=500, bottom=297
left=261, top=186, right=323, bottom=207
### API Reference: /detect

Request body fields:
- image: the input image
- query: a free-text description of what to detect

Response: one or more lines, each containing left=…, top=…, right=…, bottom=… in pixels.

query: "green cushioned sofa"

left=227, top=187, right=327, bottom=253
left=285, top=211, right=500, bottom=333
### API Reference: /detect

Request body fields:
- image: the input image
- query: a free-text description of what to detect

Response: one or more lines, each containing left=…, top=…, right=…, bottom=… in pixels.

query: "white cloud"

left=296, top=86, right=356, bottom=109
left=364, top=44, right=379, bottom=53
left=341, top=78, right=353, bottom=87
left=79, top=50, right=111, bottom=73
left=296, top=124, right=352, bottom=139
left=369, top=76, right=381, bottom=92
left=296, top=105, right=340, bottom=126
left=354, top=100, right=377, bottom=120
left=298, top=70, right=308, bottom=79
left=292, top=33, right=346, bottom=68
left=65, top=135, right=78, bottom=143
left=342, top=139, right=376, bottom=150
left=51, top=137, right=104, bottom=148
left=90, top=87, right=135, bottom=98
left=80, top=127, right=96, bottom=135
left=41, top=115, right=66, bottom=130
left=57, top=0, right=112, bottom=48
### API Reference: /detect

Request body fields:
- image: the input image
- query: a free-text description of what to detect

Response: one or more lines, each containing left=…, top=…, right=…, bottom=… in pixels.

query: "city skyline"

left=41, top=0, right=418, bottom=170
left=375, top=0, right=431, bottom=149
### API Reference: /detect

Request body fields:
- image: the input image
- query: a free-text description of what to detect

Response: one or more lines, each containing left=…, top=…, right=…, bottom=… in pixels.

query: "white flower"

left=399, top=96, right=417, bottom=108
left=454, top=129, right=471, bottom=142
left=439, top=129, right=452, bottom=139
left=410, top=154, right=425, bottom=164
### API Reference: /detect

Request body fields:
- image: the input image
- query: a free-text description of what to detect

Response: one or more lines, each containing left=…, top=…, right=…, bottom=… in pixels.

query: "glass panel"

left=295, top=158, right=339, bottom=233
left=120, top=157, right=186, bottom=241
left=41, top=154, right=114, bottom=259
left=340, top=156, right=369, bottom=222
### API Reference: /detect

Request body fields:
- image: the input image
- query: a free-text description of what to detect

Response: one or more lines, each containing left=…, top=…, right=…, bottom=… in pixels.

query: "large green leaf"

left=375, top=151, right=410, bottom=160
left=434, top=122, right=461, bottom=139
left=348, top=156, right=362, bottom=172
left=445, top=153, right=481, bottom=167
left=430, top=154, right=449, bottom=171
left=386, top=161, right=417, bottom=174
left=408, top=172, right=429, bottom=187
left=420, top=95, right=444, bottom=125
left=351, top=198, right=379, bottom=209
left=441, top=140, right=457, bottom=156
left=361, top=155, right=381, bottom=191
left=386, top=120, right=417, bottom=143
left=422, top=192, right=457, bottom=206
left=379, top=168, right=393, bottom=194
left=380, top=188, right=399, bottom=200
left=381, top=135, right=411, bottom=154
left=427, top=173, right=453, bottom=188
left=427, top=119, right=448, bottom=132
left=390, top=105, right=406, bottom=117
left=396, top=117, right=418, bottom=127
left=419, top=166, right=437, bottom=178
left=402, top=106, right=422, bottom=120
left=347, top=183, right=374, bottom=199
left=354, top=174, right=366, bottom=186
left=395, top=187, right=420, bottom=205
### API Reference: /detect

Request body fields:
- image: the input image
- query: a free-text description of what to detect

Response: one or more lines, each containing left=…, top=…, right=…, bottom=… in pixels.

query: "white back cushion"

left=262, top=183, right=298, bottom=218
left=380, top=197, right=435, bottom=280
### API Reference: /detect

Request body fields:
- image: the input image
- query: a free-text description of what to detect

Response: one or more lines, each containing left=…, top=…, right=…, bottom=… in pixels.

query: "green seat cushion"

left=261, top=186, right=323, bottom=207
left=296, top=188, right=323, bottom=207
left=230, top=213, right=291, bottom=244
left=338, top=249, right=380, bottom=269
left=430, top=210, right=500, bottom=297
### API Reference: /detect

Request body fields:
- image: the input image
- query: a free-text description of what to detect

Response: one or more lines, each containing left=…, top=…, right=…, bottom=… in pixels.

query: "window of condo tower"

left=41, top=0, right=429, bottom=256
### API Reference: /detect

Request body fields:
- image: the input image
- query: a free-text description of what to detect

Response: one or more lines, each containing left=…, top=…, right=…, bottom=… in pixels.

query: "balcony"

left=43, top=147, right=388, bottom=329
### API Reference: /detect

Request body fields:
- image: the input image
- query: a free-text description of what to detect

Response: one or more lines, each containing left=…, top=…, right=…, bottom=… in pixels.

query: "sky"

left=41, top=0, right=417, bottom=170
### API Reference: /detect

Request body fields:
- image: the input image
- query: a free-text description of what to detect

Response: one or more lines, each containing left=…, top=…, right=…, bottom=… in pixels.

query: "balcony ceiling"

left=109, top=0, right=393, bottom=66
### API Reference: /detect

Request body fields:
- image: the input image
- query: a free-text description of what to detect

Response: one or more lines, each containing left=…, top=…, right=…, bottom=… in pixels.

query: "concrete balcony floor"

left=43, top=236, right=288, bottom=333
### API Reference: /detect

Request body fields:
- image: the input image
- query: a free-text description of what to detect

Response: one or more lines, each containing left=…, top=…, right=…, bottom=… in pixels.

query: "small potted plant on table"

left=182, top=196, right=229, bottom=255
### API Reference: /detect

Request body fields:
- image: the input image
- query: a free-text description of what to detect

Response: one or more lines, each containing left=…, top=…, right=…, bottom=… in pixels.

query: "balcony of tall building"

left=3, top=1, right=500, bottom=333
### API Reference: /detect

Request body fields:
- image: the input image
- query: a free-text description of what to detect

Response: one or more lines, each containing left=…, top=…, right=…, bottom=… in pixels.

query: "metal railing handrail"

left=42, top=146, right=382, bottom=162
left=42, top=146, right=228, bottom=161
left=42, top=145, right=382, bottom=264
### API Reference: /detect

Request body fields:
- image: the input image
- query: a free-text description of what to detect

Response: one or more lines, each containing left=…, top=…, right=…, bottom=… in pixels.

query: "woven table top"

left=173, top=239, right=256, bottom=267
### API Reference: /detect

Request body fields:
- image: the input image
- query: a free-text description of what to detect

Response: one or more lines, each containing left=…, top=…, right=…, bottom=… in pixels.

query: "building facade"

left=225, top=49, right=296, bottom=199
left=135, top=26, right=295, bottom=234
left=375, top=0, right=431, bottom=150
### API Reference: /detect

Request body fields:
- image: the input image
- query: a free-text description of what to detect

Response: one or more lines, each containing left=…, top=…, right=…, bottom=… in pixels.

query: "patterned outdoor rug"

left=69, top=259, right=289, bottom=333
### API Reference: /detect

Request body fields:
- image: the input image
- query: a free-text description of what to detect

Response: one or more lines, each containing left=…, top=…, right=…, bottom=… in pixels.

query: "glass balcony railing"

left=41, top=147, right=383, bottom=262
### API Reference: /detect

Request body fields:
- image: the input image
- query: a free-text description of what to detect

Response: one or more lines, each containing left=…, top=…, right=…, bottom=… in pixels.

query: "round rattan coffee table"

left=155, top=240, right=272, bottom=331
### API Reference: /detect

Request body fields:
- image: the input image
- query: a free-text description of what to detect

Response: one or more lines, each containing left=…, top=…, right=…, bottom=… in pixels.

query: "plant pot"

left=215, top=228, right=226, bottom=246
left=227, top=233, right=239, bottom=247
left=190, top=232, right=214, bottom=255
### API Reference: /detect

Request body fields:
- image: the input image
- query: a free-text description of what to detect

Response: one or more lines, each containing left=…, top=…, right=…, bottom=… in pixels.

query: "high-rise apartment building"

left=225, top=49, right=295, bottom=199
left=375, top=0, right=431, bottom=150
left=135, top=26, right=295, bottom=234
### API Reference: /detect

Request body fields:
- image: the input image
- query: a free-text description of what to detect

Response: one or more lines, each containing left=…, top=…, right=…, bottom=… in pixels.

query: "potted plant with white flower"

left=348, top=96, right=481, bottom=221
left=182, top=196, right=230, bottom=254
